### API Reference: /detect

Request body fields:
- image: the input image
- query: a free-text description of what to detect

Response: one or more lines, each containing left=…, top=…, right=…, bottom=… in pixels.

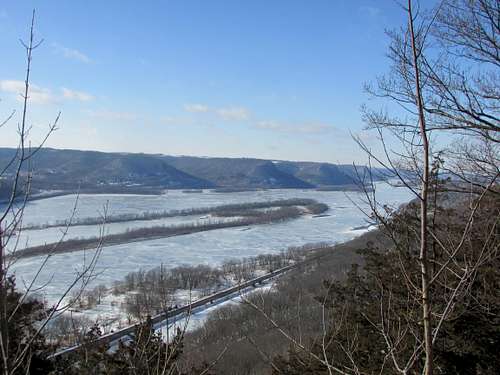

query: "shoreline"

left=11, top=202, right=328, bottom=260
left=22, top=198, right=323, bottom=230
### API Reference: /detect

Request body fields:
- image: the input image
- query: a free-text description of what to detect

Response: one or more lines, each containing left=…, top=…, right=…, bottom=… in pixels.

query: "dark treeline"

left=22, top=198, right=321, bottom=230
left=114, top=244, right=328, bottom=320
left=13, top=202, right=328, bottom=259
left=175, top=191, right=500, bottom=374
left=175, top=233, right=371, bottom=374
left=51, top=243, right=331, bottom=346
left=1, top=186, right=165, bottom=205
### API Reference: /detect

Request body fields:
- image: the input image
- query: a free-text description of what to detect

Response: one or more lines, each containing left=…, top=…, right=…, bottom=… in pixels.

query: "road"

left=49, top=262, right=299, bottom=358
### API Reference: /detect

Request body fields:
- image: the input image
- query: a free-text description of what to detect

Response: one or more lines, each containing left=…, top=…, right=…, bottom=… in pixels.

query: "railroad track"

left=49, top=262, right=300, bottom=358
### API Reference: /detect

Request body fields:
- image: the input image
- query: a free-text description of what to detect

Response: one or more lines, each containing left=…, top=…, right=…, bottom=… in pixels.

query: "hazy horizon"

left=0, top=144, right=379, bottom=166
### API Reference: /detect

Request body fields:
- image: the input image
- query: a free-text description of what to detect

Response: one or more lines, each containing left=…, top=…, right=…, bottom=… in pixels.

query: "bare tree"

left=352, top=1, right=499, bottom=374
left=0, top=11, right=105, bottom=374
left=228, top=1, right=499, bottom=374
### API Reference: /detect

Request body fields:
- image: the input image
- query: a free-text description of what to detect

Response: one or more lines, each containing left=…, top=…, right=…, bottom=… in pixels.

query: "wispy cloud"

left=183, top=103, right=333, bottom=134
left=0, top=10, right=7, bottom=19
left=0, top=80, right=94, bottom=104
left=184, top=103, right=210, bottom=113
left=216, top=107, right=250, bottom=121
left=85, top=109, right=138, bottom=121
left=61, top=87, right=94, bottom=102
left=0, top=80, right=55, bottom=104
left=184, top=103, right=251, bottom=121
left=255, top=120, right=335, bottom=135
left=254, top=120, right=283, bottom=131
left=52, top=42, right=91, bottom=64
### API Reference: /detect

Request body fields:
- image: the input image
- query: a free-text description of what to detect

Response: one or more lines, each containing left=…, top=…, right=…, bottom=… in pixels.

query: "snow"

left=7, top=183, right=413, bottom=319
left=68, top=293, right=129, bottom=332
left=156, top=281, right=276, bottom=340
left=14, top=215, right=239, bottom=249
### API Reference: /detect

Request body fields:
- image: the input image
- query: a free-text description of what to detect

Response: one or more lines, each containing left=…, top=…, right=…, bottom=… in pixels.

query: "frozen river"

left=6, top=183, right=413, bottom=304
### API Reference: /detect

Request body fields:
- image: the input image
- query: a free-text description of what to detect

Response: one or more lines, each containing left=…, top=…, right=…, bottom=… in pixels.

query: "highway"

left=49, top=262, right=299, bottom=358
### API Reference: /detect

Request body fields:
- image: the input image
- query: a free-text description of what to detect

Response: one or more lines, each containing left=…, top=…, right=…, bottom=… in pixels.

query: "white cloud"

left=160, top=116, right=198, bottom=126
left=52, top=43, right=91, bottom=64
left=255, top=120, right=283, bottom=131
left=0, top=80, right=95, bottom=104
left=61, top=87, right=94, bottom=102
left=0, top=80, right=25, bottom=93
left=255, top=120, right=335, bottom=134
left=216, top=107, right=250, bottom=121
left=85, top=109, right=138, bottom=121
left=0, top=80, right=55, bottom=104
left=184, top=103, right=210, bottom=113
left=295, top=123, right=333, bottom=134
left=184, top=103, right=251, bottom=121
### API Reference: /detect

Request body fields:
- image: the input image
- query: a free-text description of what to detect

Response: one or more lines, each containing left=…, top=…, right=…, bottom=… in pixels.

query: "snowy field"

left=6, top=183, right=413, bottom=308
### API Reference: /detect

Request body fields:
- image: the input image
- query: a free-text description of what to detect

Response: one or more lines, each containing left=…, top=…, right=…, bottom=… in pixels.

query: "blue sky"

left=0, top=1, right=436, bottom=163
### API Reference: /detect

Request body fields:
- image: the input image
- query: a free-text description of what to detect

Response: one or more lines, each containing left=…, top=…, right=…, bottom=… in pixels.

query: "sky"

left=0, top=0, right=437, bottom=164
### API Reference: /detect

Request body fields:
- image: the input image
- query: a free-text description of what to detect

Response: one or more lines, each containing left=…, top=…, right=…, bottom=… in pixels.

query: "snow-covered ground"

left=87, top=280, right=276, bottom=353
left=14, top=214, right=239, bottom=249
left=156, top=281, right=276, bottom=340
left=6, top=183, right=413, bottom=317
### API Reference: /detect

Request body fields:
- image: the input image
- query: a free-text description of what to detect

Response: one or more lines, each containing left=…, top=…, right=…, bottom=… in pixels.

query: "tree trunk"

left=408, top=1, right=433, bottom=374
left=0, top=220, right=8, bottom=375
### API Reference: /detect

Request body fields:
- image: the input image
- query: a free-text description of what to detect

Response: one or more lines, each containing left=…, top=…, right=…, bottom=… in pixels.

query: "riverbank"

left=22, top=198, right=324, bottom=230
left=11, top=200, right=328, bottom=259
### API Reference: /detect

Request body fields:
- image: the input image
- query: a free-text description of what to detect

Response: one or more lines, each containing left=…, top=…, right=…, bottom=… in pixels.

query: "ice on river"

left=6, top=183, right=413, bottom=305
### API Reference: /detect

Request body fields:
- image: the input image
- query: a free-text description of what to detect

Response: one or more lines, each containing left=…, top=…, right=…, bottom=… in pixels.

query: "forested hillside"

left=0, top=148, right=376, bottom=198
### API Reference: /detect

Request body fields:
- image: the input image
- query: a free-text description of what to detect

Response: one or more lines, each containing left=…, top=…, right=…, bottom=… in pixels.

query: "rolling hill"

left=0, top=148, right=380, bottom=198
